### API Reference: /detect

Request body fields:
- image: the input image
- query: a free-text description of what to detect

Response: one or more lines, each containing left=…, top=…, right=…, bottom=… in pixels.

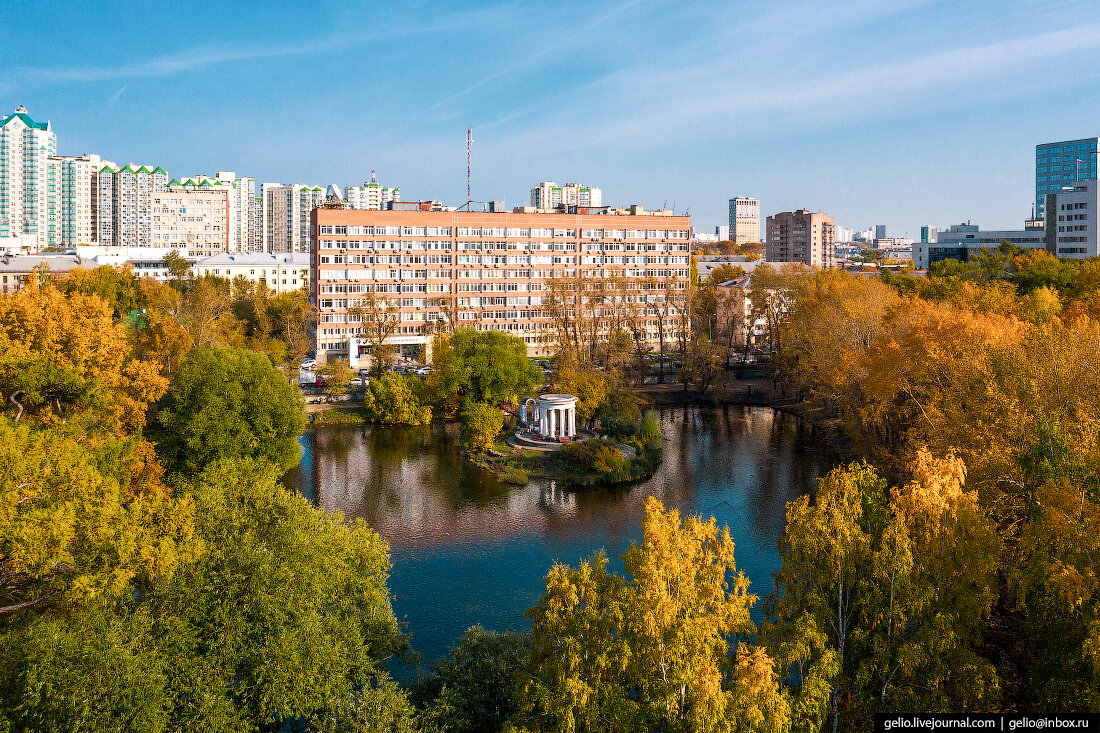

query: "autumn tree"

left=765, top=454, right=1001, bottom=731
left=515, top=497, right=789, bottom=732
left=363, top=372, right=432, bottom=426
left=462, top=401, right=503, bottom=454
left=351, top=290, right=401, bottom=376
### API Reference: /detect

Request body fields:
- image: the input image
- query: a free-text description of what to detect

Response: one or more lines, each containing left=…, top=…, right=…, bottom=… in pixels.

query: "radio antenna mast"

left=466, top=128, right=473, bottom=203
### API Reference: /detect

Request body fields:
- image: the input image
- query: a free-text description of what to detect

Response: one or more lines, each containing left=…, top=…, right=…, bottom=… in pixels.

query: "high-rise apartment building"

left=149, top=178, right=230, bottom=257
left=530, top=182, right=602, bottom=209
left=346, top=179, right=400, bottom=210
left=727, top=197, right=760, bottom=244
left=766, top=209, right=835, bottom=268
left=0, top=107, right=57, bottom=247
left=311, top=208, right=691, bottom=361
left=263, top=183, right=324, bottom=253
left=211, top=171, right=255, bottom=253
left=96, top=162, right=169, bottom=247
left=1043, top=179, right=1098, bottom=259
left=920, top=225, right=937, bottom=244
left=1036, top=138, right=1098, bottom=219
left=46, top=154, right=102, bottom=247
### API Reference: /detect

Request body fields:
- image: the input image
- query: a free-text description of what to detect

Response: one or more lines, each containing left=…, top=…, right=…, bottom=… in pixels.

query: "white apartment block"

left=47, top=154, right=102, bottom=247
left=263, top=183, right=324, bottom=253
left=193, top=252, right=310, bottom=293
left=97, top=162, right=169, bottom=247
left=346, top=180, right=400, bottom=210
left=530, top=181, right=602, bottom=209
left=728, top=197, right=760, bottom=245
left=212, top=171, right=255, bottom=253
left=0, top=107, right=57, bottom=247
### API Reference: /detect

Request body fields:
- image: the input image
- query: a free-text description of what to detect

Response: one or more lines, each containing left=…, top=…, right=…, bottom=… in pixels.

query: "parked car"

left=350, top=376, right=367, bottom=387
left=313, top=377, right=328, bottom=388
left=300, top=358, right=317, bottom=370
left=415, top=366, right=432, bottom=377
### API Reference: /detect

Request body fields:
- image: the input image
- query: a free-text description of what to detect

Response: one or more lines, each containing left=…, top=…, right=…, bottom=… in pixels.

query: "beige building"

left=530, top=182, right=602, bottom=210
left=346, top=179, right=400, bottom=210
left=194, top=252, right=309, bottom=293
left=766, top=209, right=835, bottom=268
left=728, top=197, right=760, bottom=245
left=311, top=208, right=691, bottom=361
left=0, top=253, right=81, bottom=294
left=152, top=181, right=230, bottom=257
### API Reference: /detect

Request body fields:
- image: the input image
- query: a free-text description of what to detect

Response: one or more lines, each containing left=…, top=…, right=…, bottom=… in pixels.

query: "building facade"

left=263, top=183, right=324, bottom=253
left=0, top=107, right=57, bottom=247
left=346, top=180, right=400, bottom=210
left=915, top=223, right=1046, bottom=269
left=765, top=209, right=835, bottom=268
left=97, top=162, right=169, bottom=247
left=151, top=180, right=230, bottom=257
left=1044, top=179, right=1098, bottom=259
left=530, top=182, right=602, bottom=209
left=311, top=208, right=691, bottom=361
left=47, top=153, right=102, bottom=247
left=211, top=171, right=255, bottom=253
left=727, top=197, right=760, bottom=245
left=1036, top=138, right=1098, bottom=219
left=193, top=252, right=309, bottom=293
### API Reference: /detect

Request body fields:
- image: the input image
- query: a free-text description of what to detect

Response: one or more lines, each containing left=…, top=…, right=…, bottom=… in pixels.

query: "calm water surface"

left=291, top=406, right=828, bottom=670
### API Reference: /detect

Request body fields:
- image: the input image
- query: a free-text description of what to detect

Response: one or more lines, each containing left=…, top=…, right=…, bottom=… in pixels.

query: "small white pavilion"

left=521, top=394, right=579, bottom=439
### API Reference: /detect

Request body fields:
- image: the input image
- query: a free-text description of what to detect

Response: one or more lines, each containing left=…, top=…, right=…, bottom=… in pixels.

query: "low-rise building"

left=915, top=223, right=1046, bottom=269
left=0, top=253, right=81, bottom=294
left=193, top=252, right=309, bottom=293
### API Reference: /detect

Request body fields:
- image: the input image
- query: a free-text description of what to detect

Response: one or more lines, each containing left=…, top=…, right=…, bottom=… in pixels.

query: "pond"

left=290, top=405, right=829, bottom=671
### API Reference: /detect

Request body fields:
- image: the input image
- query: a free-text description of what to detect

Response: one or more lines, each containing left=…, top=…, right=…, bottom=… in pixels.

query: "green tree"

left=150, top=346, right=306, bottom=476
left=320, top=356, right=355, bottom=396
left=413, top=626, right=532, bottom=733
left=515, top=497, right=788, bottom=732
left=434, top=329, right=543, bottom=406
left=363, top=372, right=432, bottom=426
left=461, top=401, right=502, bottom=454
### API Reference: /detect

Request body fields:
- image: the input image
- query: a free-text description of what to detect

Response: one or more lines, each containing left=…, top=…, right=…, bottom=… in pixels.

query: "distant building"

left=0, top=107, right=57, bottom=247
left=920, top=225, right=937, bottom=244
left=154, top=178, right=232, bottom=257
left=1036, top=138, right=1098, bottom=219
left=695, top=254, right=767, bottom=280
left=0, top=253, right=80, bottom=294
left=530, top=182, right=601, bottom=209
left=193, top=252, right=310, bottom=293
left=346, top=179, right=400, bottom=210
left=76, top=245, right=191, bottom=281
left=715, top=225, right=730, bottom=240
left=214, top=172, right=255, bottom=253
left=96, top=162, right=169, bottom=248
left=915, top=223, right=1045, bottom=269
left=874, top=224, right=886, bottom=239
left=833, top=225, right=855, bottom=243
left=728, top=197, right=760, bottom=245
left=262, top=183, right=325, bottom=253
left=766, top=209, right=835, bottom=268
left=47, top=154, right=102, bottom=247
left=1044, top=179, right=1099, bottom=259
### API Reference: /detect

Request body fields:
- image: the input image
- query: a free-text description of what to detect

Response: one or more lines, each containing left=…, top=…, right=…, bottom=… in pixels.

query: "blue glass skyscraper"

left=1036, top=138, right=1098, bottom=218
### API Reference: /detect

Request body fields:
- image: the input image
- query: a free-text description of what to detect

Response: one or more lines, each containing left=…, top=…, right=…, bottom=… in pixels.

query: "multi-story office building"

left=46, top=154, right=102, bottom=247
left=914, top=223, right=1045, bottom=269
left=874, top=224, right=887, bottom=239
left=311, top=208, right=691, bottom=361
left=920, top=225, right=937, bottom=244
left=765, top=209, right=835, bottom=268
left=530, top=182, right=602, bottom=209
left=727, top=197, right=760, bottom=245
left=97, top=162, right=169, bottom=247
left=263, top=183, right=324, bottom=253
left=1036, top=138, right=1098, bottom=219
left=0, top=107, right=57, bottom=248
left=194, top=252, right=310, bottom=293
left=1044, top=179, right=1098, bottom=259
left=346, top=179, right=400, bottom=210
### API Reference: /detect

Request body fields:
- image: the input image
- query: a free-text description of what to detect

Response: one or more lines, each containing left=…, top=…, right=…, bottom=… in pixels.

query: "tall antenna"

left=371, top=168, right=376, bottom=183
left=466, top=128, right=473, bottom=202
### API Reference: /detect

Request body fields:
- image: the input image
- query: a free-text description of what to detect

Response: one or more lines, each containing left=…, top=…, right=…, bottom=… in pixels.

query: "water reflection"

left=291, top=406, right=828, bottom=669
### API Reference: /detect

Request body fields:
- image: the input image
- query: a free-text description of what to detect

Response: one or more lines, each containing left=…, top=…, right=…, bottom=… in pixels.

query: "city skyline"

left=4, top=1, right=1100, bottom=234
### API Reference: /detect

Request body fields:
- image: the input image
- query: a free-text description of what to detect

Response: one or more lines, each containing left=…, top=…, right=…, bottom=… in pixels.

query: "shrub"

left=363, top=373, right=432, bottom=425
left=561, top=439, right=625, bottom=475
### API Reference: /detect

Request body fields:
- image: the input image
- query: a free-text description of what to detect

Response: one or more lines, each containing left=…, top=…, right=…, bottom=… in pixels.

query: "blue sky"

left=4, top=0, right=1100, bottom=235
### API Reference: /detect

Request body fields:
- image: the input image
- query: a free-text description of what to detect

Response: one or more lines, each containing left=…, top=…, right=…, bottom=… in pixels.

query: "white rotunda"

left=521, top=394, right=578, bottom=439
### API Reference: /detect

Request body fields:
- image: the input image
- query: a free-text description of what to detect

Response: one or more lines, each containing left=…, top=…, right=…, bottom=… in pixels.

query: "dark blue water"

left=291, top=406, right=827, bottom=670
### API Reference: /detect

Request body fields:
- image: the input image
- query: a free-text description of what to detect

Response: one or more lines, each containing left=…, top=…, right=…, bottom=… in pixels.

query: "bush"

left=560, top=439, right=625, bottom=475
left=462, top=401, right=503, bottom=454
left=363, top=373, right=432, bottom=425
